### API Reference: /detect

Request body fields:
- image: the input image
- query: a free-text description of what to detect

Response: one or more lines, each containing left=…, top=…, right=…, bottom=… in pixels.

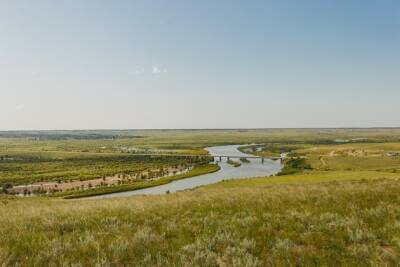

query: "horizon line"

left=1, top=126, right=400, bottom=132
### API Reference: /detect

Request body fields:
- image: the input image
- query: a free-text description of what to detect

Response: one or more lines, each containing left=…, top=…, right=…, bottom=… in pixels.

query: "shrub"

left=279, top=158, right=312, bottom=175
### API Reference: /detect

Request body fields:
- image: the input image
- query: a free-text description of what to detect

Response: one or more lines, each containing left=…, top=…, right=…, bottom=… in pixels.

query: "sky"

left=1, top=0, right=399, bottom=130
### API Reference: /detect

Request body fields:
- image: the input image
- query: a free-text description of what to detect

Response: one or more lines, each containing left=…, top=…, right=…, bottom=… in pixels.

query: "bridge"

left=129, top=153, right=282, bottom=163
left=211, top=155, right=280, bottom=160
left=212, top=155, right=282, bottom=164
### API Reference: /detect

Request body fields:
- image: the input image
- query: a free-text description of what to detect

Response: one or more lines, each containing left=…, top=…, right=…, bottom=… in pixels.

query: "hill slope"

left=1, top=175, right=399, bottom=266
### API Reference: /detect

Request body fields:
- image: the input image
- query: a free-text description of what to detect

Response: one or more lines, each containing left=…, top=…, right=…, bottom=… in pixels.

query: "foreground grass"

left=57, top=164, right=220, bottom=199
left=1, top=176, right=400, bottom=266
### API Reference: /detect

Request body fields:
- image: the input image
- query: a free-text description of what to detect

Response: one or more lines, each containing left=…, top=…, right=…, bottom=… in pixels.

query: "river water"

left=88, top=145, right=282, bottom=199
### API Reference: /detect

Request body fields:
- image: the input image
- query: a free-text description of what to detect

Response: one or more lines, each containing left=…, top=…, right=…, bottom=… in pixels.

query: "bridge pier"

left=261, top=157, right=264, bottom=164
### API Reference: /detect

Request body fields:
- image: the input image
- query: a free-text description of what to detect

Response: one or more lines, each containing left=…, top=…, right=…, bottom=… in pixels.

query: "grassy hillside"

left=1, top=129, right=400, bottom=265
left=1, top=174, right=399, bottom=266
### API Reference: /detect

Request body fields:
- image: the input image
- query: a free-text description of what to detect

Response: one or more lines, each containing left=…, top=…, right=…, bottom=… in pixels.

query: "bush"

left=278, top=158, right=312, bottom=175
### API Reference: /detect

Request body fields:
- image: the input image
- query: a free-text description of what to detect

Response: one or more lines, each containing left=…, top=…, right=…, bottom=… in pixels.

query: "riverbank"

left=59, top=164, right=220, bottom=199
left=7, top=165, right=192, bottom=196
left=85, top=145, right=281, bottom=199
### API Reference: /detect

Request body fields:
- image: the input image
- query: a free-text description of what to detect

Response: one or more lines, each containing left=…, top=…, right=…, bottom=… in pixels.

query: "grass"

left=2, top=129, right=400, bottom=264
left=209, top=170, right=400, bottom=189
left=1, top=176, right=400, bottom=265
left=58, top=164, right=220, bottom=199
left=297, top=142, right=400, bottom=172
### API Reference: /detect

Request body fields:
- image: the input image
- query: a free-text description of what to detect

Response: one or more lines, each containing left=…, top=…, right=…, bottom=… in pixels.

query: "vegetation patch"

left=240, top=143, right=304, bottom=157
left=278, top=158, right=312, bottom=175
left=227, top=159, right=241, bottom=167
left=0, top=153, right=212, bottom=186
left=240, top=157, right=250, bottom=163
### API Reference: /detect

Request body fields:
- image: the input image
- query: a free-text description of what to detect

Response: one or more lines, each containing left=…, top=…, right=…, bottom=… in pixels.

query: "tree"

left=1, top=183, right=13, bottom=194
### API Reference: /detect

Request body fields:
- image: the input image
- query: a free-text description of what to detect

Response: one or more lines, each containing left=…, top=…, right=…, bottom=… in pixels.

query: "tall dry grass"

left=1, top=178, right=400, bottom=266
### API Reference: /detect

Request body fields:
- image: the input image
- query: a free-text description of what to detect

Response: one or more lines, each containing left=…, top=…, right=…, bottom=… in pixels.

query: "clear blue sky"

left=1, top=0, right=399, bottom=130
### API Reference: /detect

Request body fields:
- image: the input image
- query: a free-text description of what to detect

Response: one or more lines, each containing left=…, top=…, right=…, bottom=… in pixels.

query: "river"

left=87, top=145, right=282, bottom=199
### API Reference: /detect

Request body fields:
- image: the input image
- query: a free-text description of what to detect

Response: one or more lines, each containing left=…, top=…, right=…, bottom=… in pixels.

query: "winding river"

left=88, top=145, right=282, bottom=199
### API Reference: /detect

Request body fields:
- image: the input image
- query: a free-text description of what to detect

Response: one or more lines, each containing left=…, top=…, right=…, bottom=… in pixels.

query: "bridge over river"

left=129, top=153, right=282, bottom=163
left=89, top=144, right=283, bottom=199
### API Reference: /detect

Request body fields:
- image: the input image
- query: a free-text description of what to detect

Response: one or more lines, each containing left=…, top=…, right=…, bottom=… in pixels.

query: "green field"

left=1, top=129, right=400, bottom=264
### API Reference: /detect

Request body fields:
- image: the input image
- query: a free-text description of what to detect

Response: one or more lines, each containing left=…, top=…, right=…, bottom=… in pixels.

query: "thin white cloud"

left=129, top=66, right=167, bottom=75
left=152, top=66, right=161, bottom=74
left=15, top=104, right=25, bottom=111
left=152, top=66, right=167, bottom=74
